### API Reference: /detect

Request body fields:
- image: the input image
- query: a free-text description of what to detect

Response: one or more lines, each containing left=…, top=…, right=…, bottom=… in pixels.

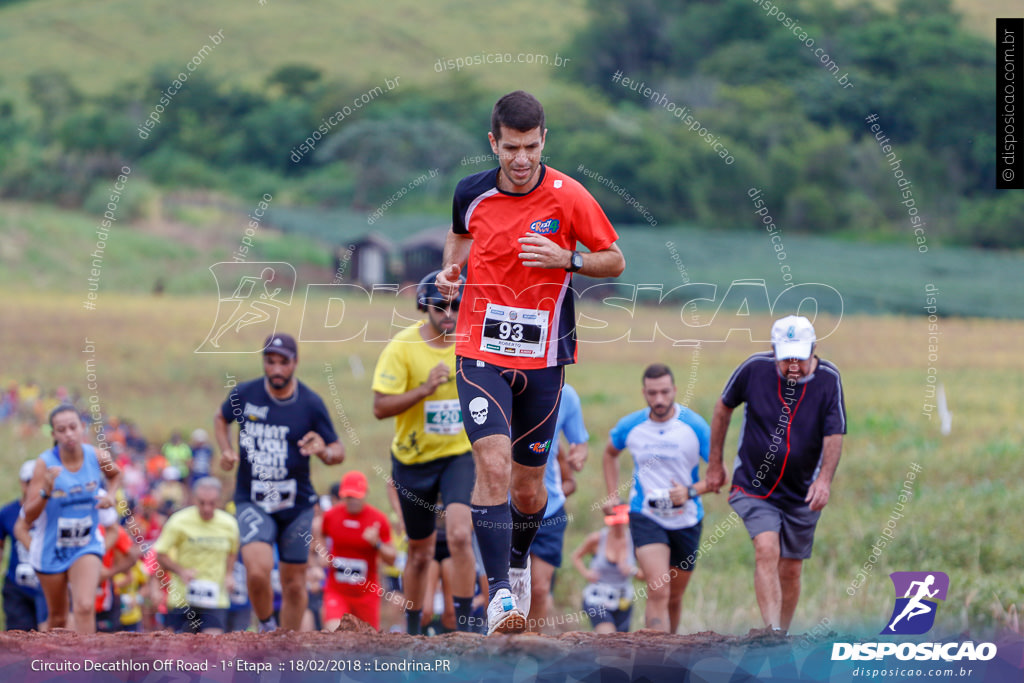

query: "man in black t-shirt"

left=214, top=333, right=344, bottom=631
left=706, top=315, right=845, bottom=634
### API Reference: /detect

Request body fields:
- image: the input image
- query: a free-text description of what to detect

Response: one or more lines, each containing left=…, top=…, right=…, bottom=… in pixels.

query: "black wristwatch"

left=567, top=250, right=584, bottom=272
left=40, top=489, right=50, bottom=500
left=686, top=485, right=699, bottom=500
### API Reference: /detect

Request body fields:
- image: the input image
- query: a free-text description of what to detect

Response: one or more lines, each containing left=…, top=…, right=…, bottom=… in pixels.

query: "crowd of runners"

left=1, top=91, right=845, bottom=638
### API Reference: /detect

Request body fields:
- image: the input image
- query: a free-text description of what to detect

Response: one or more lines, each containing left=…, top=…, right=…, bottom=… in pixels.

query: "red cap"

left=340, top=471, right=368, bottom=499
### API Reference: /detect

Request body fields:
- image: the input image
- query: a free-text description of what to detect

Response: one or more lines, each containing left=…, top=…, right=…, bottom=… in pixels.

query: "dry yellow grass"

left=1, top=291, right=1021, bottom=635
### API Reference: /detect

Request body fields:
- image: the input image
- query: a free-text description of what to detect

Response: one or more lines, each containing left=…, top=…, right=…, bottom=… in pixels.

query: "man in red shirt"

left=317, top=471, right=395, bottom=630
left=437, top=90, right=626, bottom=633
left=95, top=517, right=140, bottom=632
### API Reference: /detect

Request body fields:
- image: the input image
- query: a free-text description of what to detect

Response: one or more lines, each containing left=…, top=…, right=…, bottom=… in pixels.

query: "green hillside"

left=2, top=199, right=1019, bottom=319
left=0, top=0, right=587, bottom=96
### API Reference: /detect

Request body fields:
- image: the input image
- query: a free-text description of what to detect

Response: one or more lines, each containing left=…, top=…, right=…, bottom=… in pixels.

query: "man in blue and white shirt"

left=603, top=364, right=711, bottom=633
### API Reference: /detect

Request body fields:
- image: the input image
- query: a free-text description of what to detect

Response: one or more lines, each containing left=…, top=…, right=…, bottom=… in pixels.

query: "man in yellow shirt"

left=372, top=270, right=476, bottom=634
left=154, top=477, right=239, bottom=633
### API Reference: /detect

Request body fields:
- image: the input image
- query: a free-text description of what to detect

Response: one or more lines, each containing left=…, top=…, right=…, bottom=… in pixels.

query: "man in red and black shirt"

left=436, top=90, right=625, bottom=634
left=706, top=315, right=846, bottom=634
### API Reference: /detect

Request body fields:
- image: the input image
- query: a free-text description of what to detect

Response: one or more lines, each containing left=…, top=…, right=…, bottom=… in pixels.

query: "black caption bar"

left=997, top=18, right=1023, bottom=189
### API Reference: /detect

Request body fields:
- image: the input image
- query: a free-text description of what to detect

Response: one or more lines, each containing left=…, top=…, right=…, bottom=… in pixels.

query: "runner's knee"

left=406, top=544, right=434, bottom=571
left=445, top=524, right=474, bottom=553
left=509, top=481, right=545, bottom=513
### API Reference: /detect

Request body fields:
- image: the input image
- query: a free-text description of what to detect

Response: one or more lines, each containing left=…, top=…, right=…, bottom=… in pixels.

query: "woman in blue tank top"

left=22, top=405, right=121, bottom=633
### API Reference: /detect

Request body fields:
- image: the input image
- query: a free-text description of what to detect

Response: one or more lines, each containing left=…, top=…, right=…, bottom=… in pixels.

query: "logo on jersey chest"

left=244, top=403, right=269, bottom=421
left=529, top=218, right=560, bottom=235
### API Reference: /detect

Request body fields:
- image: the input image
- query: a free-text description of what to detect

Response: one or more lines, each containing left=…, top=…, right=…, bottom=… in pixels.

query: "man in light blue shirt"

left=526, top=383, right=588, bottom=630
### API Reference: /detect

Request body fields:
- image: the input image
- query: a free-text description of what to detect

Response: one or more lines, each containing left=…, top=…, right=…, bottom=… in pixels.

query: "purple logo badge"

left=882, top=571, right=949, bottom=635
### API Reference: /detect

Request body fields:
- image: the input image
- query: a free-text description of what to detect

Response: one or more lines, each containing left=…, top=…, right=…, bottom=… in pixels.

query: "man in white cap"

left=189, top=428, right=214, bottom=487
left=705, top=315, right=846, bottom=634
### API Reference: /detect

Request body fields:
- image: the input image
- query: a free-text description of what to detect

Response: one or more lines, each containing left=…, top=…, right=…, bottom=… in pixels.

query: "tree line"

left=0, top=0, right=1015, bottom=248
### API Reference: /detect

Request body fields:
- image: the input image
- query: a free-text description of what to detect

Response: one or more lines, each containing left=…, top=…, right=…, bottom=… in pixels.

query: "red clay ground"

left=3, top=621, right=1020, bottom=682
left=0, top=618, right=823, bottom=682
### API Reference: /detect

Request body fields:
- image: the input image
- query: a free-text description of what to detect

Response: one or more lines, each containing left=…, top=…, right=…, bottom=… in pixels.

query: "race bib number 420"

left=424, top=399, right=463, bottom=435
left=480, top=303, right=548, bottom=357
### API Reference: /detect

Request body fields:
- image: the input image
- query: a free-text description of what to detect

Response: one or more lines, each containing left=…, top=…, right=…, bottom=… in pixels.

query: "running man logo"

left=882, top=571, right=949, bottom=635
left=529, top=218, right=560, bottom=235
left=196, top=262, right=296, bottom=353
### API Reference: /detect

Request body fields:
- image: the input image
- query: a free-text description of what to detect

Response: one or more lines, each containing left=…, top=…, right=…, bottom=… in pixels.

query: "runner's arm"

left=558, top=448, right=576, bottom=497
left=602, top=440, right=623, bottom=514
left=517, top=236, right=625, bottom=278
left=13, top=516, right=31, bottom=549
left=437, top=230, right=473, bottom=300
left=21, top=459, right=57, bottom=526
left=372, top=360, right=451, bottom=418
left=384, top=480, right=404, bottom=536
left=706, top=399, right=734, bottom=492
left=224, top=554, right=236, bottom=595
left=377, top=539, right=397, bottom=566
left=575, top=242, right=625, bottom=278
left=156, top=551, right=195, bottom=583
left=318, top=440, right=345, bottom=466
left=571, top=532, right=600, bottom=582
left=442, top=230, right=473, bottom=271
left=103, top=544, right=140, bottom=583
left=312, top=515, right=330, bottom=568
left=214, top=412, right=238, bottom=471
left=565, top=441, right=588, bottom=471
left=97, top=449, right=121, bottom=508
left=805, top=434, right=842, bottom=511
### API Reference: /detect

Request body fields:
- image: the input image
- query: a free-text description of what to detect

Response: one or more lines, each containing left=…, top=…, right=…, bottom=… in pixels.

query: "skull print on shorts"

left=468, top=396, right=489, bottom=425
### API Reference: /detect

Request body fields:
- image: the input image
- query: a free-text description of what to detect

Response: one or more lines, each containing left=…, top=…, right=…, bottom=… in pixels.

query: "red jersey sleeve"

left=567, top=179, right=618, bottom=254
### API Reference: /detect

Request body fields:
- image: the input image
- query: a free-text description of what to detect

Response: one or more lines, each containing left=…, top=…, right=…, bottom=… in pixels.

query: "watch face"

left=572, top=252, right=584, bottom=270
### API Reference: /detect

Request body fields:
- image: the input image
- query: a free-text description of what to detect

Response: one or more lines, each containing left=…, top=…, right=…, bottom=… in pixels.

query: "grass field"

left=1, top=291, right=1020, bottom=637
left=0, top=0, right=587, bottom=97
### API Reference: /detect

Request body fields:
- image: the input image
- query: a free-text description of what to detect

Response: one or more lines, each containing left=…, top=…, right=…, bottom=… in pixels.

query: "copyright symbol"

left=1003, top=168, right=1015, bottom=182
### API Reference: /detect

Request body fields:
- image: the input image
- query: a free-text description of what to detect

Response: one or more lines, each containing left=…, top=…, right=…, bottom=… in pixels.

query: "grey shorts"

left=728, top=491, right=821, bottom=560
left=236, top=502, right=314, bottom=564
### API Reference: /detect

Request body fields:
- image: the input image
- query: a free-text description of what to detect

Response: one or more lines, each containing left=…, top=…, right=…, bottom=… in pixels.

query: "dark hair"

left=642, top=363, right=674, bottom=384
left=491, top=90, right=545, bottom=140
left=48, top=403, right=79, bottom=429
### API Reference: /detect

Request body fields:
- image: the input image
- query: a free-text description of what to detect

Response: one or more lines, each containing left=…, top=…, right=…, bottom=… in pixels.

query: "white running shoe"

left=508, top=556, right=532, bottom=617
left=486, top=588, right=526, bottom=635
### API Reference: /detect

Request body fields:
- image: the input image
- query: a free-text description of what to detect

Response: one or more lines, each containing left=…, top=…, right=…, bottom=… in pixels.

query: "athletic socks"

left=406, top=609, right=423, bottom=635
left=452, top=595, right=474, bottom=632
left=472, top=502, right=512, bottom=600
left=509, top=502, right=545, bottom=570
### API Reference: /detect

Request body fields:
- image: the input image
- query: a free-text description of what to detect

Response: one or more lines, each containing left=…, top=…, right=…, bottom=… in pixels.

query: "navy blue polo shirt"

left=722, top=352, right=846, bottom=508
left=221, top=378, right=338, bottom=519
left=1, top=500, right=41, bottom=596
